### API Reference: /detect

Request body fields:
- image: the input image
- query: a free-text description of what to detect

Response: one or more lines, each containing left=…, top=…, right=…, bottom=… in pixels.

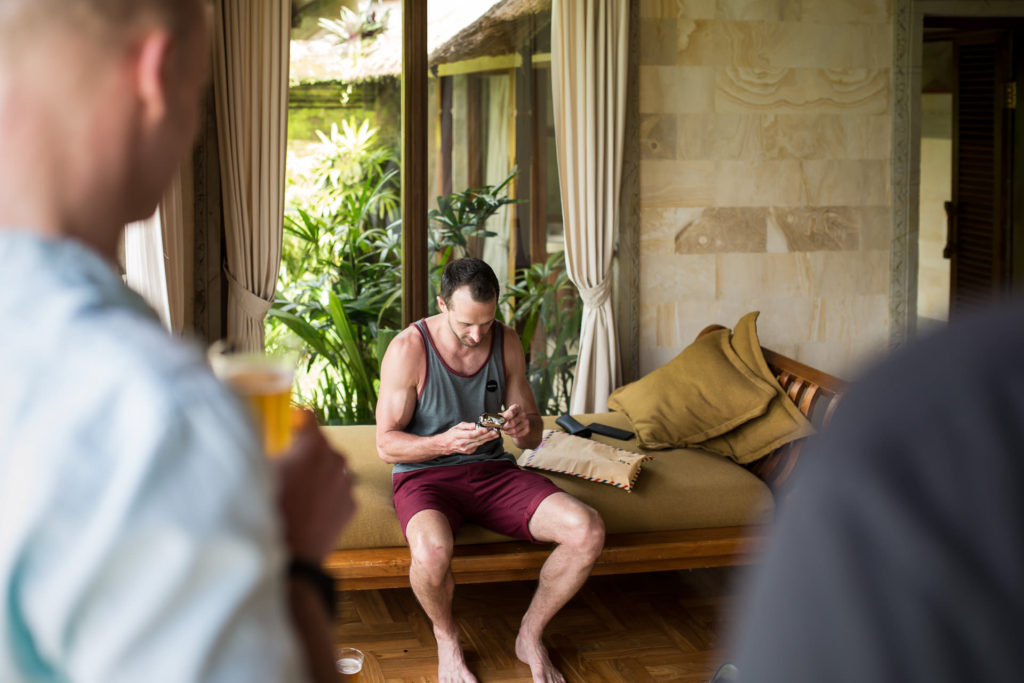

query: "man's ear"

left=134, top=30, right=173, bottom=126
left=436, top=296, right=447, bottom=313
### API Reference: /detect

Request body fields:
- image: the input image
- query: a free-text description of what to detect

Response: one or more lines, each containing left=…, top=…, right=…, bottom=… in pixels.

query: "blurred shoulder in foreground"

left=730, top=301, right=1024, bottom=683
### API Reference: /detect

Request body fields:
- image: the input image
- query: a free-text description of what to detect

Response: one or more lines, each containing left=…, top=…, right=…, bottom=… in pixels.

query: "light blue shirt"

left=0, top=232, right=307, bottom=682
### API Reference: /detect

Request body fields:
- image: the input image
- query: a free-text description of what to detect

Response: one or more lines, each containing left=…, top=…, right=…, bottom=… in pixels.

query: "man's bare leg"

left=406, top=510, right=477, bottom=683
left=515, top=493, right=605, bottom=683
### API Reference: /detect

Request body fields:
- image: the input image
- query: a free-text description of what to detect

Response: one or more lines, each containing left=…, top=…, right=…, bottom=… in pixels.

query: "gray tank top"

left=392, top=319, right=514, bottom=474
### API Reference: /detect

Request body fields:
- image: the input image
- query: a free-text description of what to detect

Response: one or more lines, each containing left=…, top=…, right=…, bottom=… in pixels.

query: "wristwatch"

left=288, top=557, right=337, bottom=620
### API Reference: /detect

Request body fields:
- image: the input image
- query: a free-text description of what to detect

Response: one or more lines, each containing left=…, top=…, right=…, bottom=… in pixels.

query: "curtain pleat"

left=212, top=0, right=290, bottom=351
left=124, top=158, right=192, bottom=335
left=551, top=0, right=628, bottom=413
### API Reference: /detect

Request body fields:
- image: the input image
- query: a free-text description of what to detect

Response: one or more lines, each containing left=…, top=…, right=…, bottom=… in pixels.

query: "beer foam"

left=225, top=367, right=293, bottom=395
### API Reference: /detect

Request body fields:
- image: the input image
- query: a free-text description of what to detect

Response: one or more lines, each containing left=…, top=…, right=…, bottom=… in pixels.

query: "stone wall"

left=636, top=0, right=894, bottom=379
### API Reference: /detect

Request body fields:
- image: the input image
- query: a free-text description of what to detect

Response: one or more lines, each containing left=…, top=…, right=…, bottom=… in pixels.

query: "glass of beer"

left=335, top=647, right=364, bottom=682
left=209, top=342, right=295, bottom=456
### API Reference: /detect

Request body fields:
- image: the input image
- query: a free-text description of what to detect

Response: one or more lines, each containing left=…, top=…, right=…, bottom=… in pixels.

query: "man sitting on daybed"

left=375, top=257, right=605, bottom=683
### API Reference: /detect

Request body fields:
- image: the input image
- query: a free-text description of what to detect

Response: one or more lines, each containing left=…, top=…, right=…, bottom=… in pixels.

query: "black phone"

left=587, top=422, right=634, bottom=440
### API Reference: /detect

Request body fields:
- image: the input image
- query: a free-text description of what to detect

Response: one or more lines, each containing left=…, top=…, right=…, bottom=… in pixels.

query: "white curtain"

left=124, top=159, right=193, bottom=335
left=481, top=74, right=513, bottom=290
left=551, top=0, right=629, bottom=413
left=211, top=0, right=290, bottom=351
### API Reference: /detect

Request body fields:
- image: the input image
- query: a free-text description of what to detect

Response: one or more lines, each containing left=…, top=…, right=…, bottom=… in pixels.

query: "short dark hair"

left=440, top=258, right=500, bottom=305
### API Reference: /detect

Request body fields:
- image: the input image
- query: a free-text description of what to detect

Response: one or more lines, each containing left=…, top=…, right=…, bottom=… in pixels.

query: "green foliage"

left=426, top=172, right=517, bottom=309
left=503, top=251, right=582, bottom=415
left=271, top=118, right=580, bottom=423
left=269, top=119, right=401, bottom=425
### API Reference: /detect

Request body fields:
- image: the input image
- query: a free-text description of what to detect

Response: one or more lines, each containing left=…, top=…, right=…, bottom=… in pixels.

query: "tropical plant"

left=268, top=119, right=401, bottom=425
left=270, top=123, right=579, bottom=423
left=427, top=171, right=517, bottom=308
left=318, top=3, right=391, bottom=47
left=503, top=251, right=582, bottom=415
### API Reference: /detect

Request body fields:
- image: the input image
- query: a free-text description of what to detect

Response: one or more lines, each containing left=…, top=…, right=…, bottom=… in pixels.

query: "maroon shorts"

left=392, top=459, right=563, bottom=543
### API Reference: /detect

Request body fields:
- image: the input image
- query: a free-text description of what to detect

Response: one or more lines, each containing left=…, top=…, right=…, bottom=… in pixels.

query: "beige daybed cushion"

left=323, top=412, right=775, bottom=551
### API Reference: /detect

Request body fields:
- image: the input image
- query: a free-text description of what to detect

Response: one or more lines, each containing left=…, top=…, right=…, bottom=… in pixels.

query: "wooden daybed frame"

left=323, top=328, right=848, bottom=591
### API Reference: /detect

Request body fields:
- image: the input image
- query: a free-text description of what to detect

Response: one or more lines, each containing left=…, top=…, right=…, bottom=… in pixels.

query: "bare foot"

left=515, top=631, right=566, bottom=683
left=436, top=632, right=477, bottom=683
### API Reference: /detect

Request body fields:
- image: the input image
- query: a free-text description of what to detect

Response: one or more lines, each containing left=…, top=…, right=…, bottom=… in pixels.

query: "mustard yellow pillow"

left=698, top=312, right=816, bottom=464
left=607, top=328, right=777, bottom=450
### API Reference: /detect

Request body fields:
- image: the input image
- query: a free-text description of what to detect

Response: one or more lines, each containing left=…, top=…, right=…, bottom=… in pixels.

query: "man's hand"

left=500, top=403, right=531, bottom=441
left=438, top=421, right=500, bottom=454
left=274, top=409, right=356, bottom=563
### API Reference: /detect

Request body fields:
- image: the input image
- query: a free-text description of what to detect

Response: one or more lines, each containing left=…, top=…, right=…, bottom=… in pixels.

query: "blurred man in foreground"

left=728, top=302, right=1024, bottom=681
left=0, top=1, right=354, bottom=680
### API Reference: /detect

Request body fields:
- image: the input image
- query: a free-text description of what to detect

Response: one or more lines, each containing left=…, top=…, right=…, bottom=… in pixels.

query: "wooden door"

left=947, top=30, right=1014, bottom=315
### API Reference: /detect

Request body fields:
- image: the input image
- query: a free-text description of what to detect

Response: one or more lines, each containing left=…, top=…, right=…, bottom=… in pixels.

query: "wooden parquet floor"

left=332, top=567, right=741, bottom=682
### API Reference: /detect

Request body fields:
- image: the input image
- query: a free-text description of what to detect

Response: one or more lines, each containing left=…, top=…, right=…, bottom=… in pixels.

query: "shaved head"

left=0, top=0, right=209, bottom=257
left=0, top=0, right=203, bottom=63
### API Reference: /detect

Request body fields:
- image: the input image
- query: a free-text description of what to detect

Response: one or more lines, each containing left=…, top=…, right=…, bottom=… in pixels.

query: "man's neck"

left=0, top=77, right=123, bottom=262
left=425, top=313, right=493, bottom=368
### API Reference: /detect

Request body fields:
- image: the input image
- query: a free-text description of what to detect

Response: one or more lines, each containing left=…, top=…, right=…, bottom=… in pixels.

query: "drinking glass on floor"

left=335, top=647, right=364, bottom=682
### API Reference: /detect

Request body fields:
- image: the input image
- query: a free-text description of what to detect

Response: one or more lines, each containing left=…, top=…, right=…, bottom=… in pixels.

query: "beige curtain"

left=551, top=0, right=629, bottom=413
left=212, top=0, right=290, bottom=351
left=481, top=73, right=513, bottom=290
left=124, top=159, right=193, bottom=335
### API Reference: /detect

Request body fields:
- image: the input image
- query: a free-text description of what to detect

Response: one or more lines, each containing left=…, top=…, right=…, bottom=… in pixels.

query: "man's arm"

left=375, top=328, right=497, bottom=464
left=273, top=411, right=356, bottom=682
left=499, top=324, right=544, bottom=450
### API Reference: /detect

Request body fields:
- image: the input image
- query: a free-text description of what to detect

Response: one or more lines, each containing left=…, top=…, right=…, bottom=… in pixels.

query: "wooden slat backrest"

left=750, top=346, right=847, bottom=492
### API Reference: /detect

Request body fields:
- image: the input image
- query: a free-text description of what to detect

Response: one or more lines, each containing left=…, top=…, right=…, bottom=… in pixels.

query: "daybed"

left=321, top=323, right=847, bottom=591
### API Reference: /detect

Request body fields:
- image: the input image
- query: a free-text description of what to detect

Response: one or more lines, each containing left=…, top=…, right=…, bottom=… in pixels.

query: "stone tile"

left=674, top=207, right=768, bottom=253
left=804, top=250, right=889, bottom=297
left=843, top=114, right=892, bottom=159
left=640, top=160, right=716, bottom=207
left=715, top=0, right=799, bottom=21
left=640, top=65, right=716, bottom=114
left=715, top=253, right=767, bottom=298
left=640, top=18, right=679, bottom=66
left=759, top=22, right=892, bottom=69
left=676, top=20, right=726, bottom=66
left=766, top=214, right=790, bottom=252
left=800, top=159, right=889, bottom=205
left=642, top=253, right=717, bottom=301
left=794, top=341, right=857, bottom=380
left=755, top=114, right=891, bottom=160
left=764, top=113, right=845, bottom=160
left=640, top=303, right=659, bottom=355
left=657, top=302, right=679, bottom=349
left=680, top=21, right=891, bottom=70
left=820, top=294, right=890, bottom=343
left=669, top=297, right=755, bottom=345
left=716, top=67, right=890, bottom=116
left=640, top=114, right=677, bottom=160
left=751, top=298, right=818, bottom=346
left=640, top=207, right=706, bottom=245
left=714, top=160, right=804, bottom=206
left=769, top=206, right=861, bottom=251
left=859, top=206, right=892, bottom=250
left=640, top=343, right=683, bottom=376
left=762, top=253, right=815, bottom=297
left=677, top=113, right=768, bottom=160
left=640, top=0, right=716, bottom=20
left=799, top=0, right=891, bottom=25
